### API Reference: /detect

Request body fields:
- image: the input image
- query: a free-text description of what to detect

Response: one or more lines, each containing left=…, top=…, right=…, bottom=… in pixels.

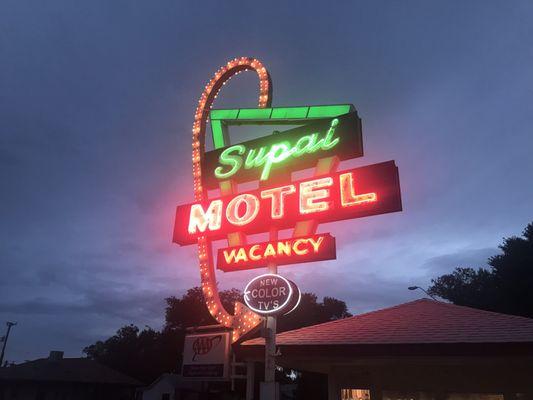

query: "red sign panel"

left=173, top=160, right=401, bottom=245
left=216, top=233, right=336, bottom=272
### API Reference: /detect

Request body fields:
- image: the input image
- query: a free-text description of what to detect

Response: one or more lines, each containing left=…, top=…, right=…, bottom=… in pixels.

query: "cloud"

left=421, top=247, right=498, bottom=275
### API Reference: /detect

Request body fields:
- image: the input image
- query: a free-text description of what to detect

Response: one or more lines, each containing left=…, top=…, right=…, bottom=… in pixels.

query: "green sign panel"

left=201, top=104, right=363, bottom=189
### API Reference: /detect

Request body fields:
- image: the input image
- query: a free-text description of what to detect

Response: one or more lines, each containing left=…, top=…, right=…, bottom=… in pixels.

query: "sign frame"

left=174, top=160, right=401, bottom=245
left=216, top=233, right=337, bottom=272
left=202, top=106, right=363, bottom=189
left=243, top=273, right=297, bottom=315
left=182, top=331, right=231, bottom=381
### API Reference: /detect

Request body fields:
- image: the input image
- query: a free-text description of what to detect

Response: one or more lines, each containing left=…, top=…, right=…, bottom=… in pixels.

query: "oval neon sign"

left=244, top=274, right=297, bottom=315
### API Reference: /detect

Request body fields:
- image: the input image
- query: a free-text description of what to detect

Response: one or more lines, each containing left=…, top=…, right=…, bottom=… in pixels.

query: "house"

left=238, top=299, right=533, bottom=400
left=140, top=373, right=180, bottom=400
left=0, top=350, right=141, bottom=400
left=139, top=373, right=214, bottom=400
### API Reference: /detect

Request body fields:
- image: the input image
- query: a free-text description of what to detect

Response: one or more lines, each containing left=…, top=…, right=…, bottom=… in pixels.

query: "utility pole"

left=0, top=321, right=17, bottom=367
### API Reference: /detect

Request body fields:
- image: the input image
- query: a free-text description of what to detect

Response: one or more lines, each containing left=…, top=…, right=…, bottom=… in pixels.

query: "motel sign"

left=173, top=57, right=402, bottom=339
left=173, top=57, right=402, bottom=399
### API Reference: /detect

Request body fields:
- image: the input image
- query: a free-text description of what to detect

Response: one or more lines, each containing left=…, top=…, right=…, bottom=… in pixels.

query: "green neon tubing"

left=210, top=104, right=352, bottom=150
left=213, top=118, right=340, bottom=181
left=214, top=144, right=246, bottom=179
left=211, top=120, right=226, bottom=149
left=307, top=105, right=351, bottom=118
left=261, top=141, right=294, bottom=180
left=244, top=147, right=268, bottom=169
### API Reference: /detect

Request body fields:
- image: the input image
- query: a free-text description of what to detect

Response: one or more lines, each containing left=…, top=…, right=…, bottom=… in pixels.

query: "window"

left=342, top=389, right=371, bottom=400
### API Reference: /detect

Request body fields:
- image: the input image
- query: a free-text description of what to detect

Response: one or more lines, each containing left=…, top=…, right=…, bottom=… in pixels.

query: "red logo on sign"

left=192, top=335, right=222, bottom=361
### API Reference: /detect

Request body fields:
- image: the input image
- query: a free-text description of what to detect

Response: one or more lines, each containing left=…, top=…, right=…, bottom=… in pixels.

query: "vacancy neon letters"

left=223, top=237, right=324, bottom=264
left=217, top=234, right=336, bottom=272
left=173, top=160, right=401, bottom=245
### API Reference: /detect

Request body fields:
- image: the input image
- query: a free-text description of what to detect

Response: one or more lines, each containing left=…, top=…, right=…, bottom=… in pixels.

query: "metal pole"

left=246, top=361, right=255, bottom=400
left=0, top=322, right=17, bottom=367
left=408, top=286, right=437, bottom=300
left=261, top=227, right=278, bottom=400
left=418, top=287, right=437, bottom=300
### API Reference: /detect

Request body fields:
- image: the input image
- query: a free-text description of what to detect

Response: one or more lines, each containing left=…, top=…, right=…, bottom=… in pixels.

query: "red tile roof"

left=242, top=299, right=533, bottom=346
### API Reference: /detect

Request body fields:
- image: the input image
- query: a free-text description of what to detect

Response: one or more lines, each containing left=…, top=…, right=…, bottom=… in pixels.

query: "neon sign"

left=214, top=118, right=340, bottom=181
left=173, top=161, right=399, bottom=245
left=173, top=56, right=402, bottom=343
left=243, top=274, right=300, bottom=315
left=217, top=234, right=336, bottom=272
left=201, top=108, right=363, bottom=189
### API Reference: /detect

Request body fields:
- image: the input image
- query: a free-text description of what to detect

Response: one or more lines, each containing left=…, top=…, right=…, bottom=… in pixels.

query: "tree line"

left=428, top=221, right=533, bottom=318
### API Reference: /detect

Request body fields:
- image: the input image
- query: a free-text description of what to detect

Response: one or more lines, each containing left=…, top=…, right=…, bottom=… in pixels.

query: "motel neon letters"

left=189, top=172, right=375, bottom=232
left=173, top=160, right=401, bottom=245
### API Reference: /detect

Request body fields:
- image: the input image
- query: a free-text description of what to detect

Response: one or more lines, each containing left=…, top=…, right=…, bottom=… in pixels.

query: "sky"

left=1, top=0, right=532, bottom=363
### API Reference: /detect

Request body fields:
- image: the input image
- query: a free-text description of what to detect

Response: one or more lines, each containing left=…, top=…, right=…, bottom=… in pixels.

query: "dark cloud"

left=1, top=0, right=532, bottom=362
left=422, top=247, right=498, bottom=274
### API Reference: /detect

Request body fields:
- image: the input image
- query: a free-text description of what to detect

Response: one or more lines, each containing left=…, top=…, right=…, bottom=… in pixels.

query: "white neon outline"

left=243, top=273, right=293, bottom=315
left=260, top=184, right=296, bottom=220
left=226, top=193, right=260, bottom=226
left=249, top=244, right=262, bottom=261
left=293, top=239, right=309, bottom=255
left=188, top=200, right=223, bottom=234
left=299, top=177, right=334, bottom=215
left=339, top=172, right=377, bottom=207
left=284, top=281, right=301, bottom=316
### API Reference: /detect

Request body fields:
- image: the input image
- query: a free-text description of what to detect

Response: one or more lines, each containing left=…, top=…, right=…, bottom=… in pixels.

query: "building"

left=139, top=373, right=207, bottom=400
left=238, top=299, right=533, bottom=400
left=0, top=351, right=141, bottom=400
left=139, top=373, right=180, bottom=400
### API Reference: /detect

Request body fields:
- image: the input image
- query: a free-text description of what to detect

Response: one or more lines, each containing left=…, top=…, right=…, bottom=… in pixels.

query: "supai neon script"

left=214, top=118, right=340, bottom=181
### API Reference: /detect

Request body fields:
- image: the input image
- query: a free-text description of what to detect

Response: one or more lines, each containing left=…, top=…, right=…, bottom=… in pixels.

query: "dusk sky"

left=1, top=1, right=532, bottom=363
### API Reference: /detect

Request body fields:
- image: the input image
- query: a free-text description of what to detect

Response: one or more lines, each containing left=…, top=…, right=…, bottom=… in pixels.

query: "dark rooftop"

left=0, top=352, right=141, bottom=386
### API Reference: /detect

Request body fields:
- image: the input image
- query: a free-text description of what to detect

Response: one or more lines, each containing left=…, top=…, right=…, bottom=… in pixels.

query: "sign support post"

left=262, top=228, right=278, bottom=400
left=246, top=361, right=255, bottom=400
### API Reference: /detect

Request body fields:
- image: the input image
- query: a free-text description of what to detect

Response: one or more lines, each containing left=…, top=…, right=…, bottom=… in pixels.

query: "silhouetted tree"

left=83, top=287, right=241, bottom=383
left=429, top=221, right=533, bottom=318
left=84, top=286, right=351, bottom=384
left=83, top=325, right=181, bottom=384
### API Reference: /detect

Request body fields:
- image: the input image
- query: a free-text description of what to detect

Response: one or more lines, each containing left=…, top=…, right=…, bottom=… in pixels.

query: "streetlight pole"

left=0, top=321, right=17, bottom=367
left=408, top=286, right=438, bottom=300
